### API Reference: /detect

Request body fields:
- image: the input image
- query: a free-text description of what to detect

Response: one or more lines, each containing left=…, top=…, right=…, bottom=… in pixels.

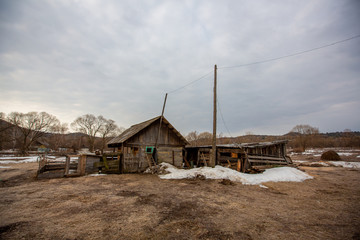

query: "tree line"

left=0, top=112, right=124, bottom=154
left=185, top=124, right=360, bottom=151
left=1, top=111, right=359, bottom=155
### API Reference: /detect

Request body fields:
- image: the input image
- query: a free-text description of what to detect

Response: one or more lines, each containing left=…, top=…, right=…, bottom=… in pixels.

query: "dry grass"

left=0, top=162, right=360, bottom=239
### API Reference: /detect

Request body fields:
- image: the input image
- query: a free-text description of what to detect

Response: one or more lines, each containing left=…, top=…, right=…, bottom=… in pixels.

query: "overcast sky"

left=1, top=0, right=359, bottom=136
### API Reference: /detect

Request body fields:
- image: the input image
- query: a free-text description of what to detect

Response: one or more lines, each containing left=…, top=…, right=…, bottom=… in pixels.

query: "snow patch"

left=312, top=162, right=330, bottom=166
left=329, top=161, right=360, bottom=169
left=337, top=152, right=353, bottom=156
left=88, top=173, right=107, bottom=177
left=159, top=163, right=313, bottom=185
left=303, top=149, right=324, bottom=155
left=0, top=166, right=11, bottom=169
left=0, top=156, right=39, bottom=164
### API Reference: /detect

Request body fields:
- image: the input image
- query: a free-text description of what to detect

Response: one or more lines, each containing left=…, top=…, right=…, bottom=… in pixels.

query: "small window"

left=145, top=146, right=154, bottom=154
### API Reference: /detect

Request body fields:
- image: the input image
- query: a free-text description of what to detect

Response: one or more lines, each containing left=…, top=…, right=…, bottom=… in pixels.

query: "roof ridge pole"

left=155, top=93, right=168, bottom=149
left=210, top=65, right=217, bottom=167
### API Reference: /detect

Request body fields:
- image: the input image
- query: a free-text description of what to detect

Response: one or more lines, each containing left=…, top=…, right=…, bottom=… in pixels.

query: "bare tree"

left=48, top=123, right=69, bottom=151
left=186, top=131, right=214, bottom=146
left=186, top=131, right=199, bottom=146
left=98, top=116, right=123, bottom=154
left=198, top=132, right=213, bottom=145
left=290, top=124, right=319, bottom=151
left=7, top=112, right=60, bottom=154
left=71, top=114, right=104, bottom=152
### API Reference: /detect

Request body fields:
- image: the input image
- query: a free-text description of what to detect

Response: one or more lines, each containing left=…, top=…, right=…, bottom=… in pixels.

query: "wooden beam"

left=155, top=93, right=168, bottom=149
left=248, top=155, right=287, bottom=161
left=248, top=159, right=288, bottom=165
left=64, top=156, right=70, bottom=175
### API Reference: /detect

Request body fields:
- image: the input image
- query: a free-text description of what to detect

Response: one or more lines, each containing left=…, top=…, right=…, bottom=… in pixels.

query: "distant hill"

left=0, top=118, right=94, bottom=151
left=2, top=118, right=360, bottom=150
left=190, top=131, right=360, bottom=149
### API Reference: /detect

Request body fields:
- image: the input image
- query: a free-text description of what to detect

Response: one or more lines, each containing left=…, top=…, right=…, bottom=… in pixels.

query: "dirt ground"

left=1, top=159, right=360, bottom=239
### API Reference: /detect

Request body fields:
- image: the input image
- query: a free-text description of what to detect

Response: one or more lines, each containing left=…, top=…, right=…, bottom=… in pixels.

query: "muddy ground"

left=1, top=160, right=360, bottom=239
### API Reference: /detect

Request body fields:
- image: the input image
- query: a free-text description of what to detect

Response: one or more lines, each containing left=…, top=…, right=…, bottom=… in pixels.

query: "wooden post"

left=79, top=155, right=86, bottom=175
left=155, top=93, right=168, bottom=149
left=64, top=156, right=70, bottom=175
left=121, top=145, right=125, bottom=173
left=210, top=64, right=217, bottom=167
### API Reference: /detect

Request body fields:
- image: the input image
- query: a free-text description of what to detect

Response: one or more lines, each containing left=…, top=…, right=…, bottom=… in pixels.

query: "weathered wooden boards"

left=107, top=116, right=188, bottom=173
left=185, top=140, right=290, bottom=172
left=94, top=153, right=122, bottom=173
left=247, top=155, right=288, bottom=165
left=157, top=147, right=183, bottom=167
left=63, top=155, right=86, bottom=177
left=37, top=154, right=100, bottom=178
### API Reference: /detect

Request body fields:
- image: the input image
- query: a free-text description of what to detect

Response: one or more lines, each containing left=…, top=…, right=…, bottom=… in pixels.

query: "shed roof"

left=185, top=140, right=288, bottom=149
left=107, top=116, right=188, bottom=146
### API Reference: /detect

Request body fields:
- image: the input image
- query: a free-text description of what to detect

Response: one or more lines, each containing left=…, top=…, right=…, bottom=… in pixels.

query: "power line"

left=167, top=70, right=213, bottom=94
left=166, top=35, right=360, bottom=94
left=165, top=34, right=360, bottom=137
left=219, top=34, right=360, bottom=69
left=217, top=98, right=233, bottom=138
left=217, top=98, right=243, bottom=147
left=216, top=35, right=360, bottom=137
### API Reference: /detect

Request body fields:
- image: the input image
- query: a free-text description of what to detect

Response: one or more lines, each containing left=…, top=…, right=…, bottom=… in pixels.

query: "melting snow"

left=312, top=162, right=329, bottom=166
left=302, top=149, right=324, bottom=155
left=0, top=166, right=11, bottom=169
left=337, top=152, right=353, bottom=156
left=0, top=156, right=39, bottom=164
left=159, top=163, right=313, bottom=185
left=329, top=161, right=360, bottom=169
left=88, top=173, right=107, bottom=177
left=297, top=161, right=330, bottom=167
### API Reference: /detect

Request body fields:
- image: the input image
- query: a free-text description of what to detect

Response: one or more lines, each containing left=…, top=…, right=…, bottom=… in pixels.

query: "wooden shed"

left=185, top=140, right=292, bottom=172
left=107, top=116, right=188, bottom=173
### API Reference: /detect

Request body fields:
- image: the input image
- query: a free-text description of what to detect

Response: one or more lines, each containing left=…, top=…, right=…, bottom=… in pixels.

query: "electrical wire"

left=217, top=99, right=242, bottom=146
left=218, top=34, right=360, bottom=69
left=164, top=34, right=360, bottom=138
left=167, top=70, right=213, bottom=94
left=217, top=99, right=233, bottom=138
left=166, top=35, right=360, bottom=96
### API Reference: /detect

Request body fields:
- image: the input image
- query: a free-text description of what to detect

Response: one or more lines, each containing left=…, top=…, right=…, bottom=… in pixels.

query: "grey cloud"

left=0, top=0, right=359, bottom=135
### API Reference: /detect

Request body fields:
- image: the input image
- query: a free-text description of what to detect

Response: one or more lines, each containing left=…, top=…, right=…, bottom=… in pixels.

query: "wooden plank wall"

left=126, top=121, right=184, bottom=147
left=85, top=155, right=102, bottom=173
left=157, top=147, right=183, bottom=167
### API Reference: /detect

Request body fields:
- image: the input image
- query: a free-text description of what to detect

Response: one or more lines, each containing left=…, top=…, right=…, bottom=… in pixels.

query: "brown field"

left=1, top=154, right=360, bottom=240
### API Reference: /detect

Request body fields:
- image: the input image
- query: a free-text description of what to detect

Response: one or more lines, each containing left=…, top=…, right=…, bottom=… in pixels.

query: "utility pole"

left=155, top=93, right=168, bottom=150
left=210, top=65, right=217, bottom=167
left=153, top=93, right=168, bottom=164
